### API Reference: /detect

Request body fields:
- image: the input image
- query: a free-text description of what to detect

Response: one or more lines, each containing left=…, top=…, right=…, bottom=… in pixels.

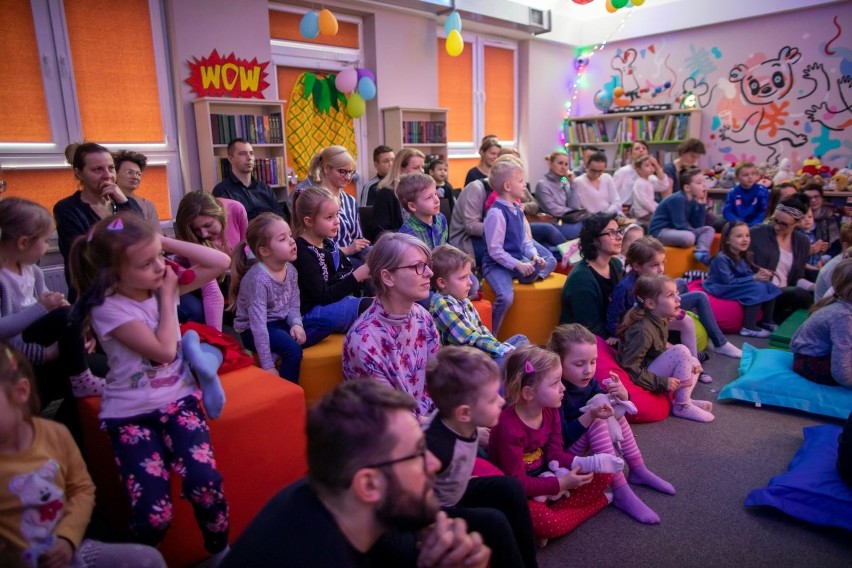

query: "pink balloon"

left=356, top=68, right=376, bottom=84
left=335, top=68, right=358, bottom=93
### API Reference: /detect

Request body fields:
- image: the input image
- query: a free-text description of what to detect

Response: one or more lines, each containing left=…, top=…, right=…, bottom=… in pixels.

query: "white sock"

left=573, top=453, right=625, bottom=474
left=714, top=342, right=742, bottom=359
left=69, top=369, right=106, bottom=398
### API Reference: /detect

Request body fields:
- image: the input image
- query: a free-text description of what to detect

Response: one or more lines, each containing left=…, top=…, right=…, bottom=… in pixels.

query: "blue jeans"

left=483, top=246, right=557, bottom=335
left=680, top=291, right=726, bottom=348
left=493, top=334, right=529, bottom=369
left=471, top=237, right=487, bottom=268
left=305, top=297, right=363, bottom=333
left=178, top=292, right=205, bottom=325
left=530, top=222, right=567, bottom=256
left=550, top=221, right=582, bottom=240
left=240, top=319, right=332, bottom=383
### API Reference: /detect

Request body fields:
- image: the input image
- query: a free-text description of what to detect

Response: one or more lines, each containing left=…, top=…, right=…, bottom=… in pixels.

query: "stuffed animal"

left=773, top=158, right=795, bottom=185
left=703, top=170, right=718, bottom=189
left=580, top=383, right=638, bottom=453
left=829, top=172, right=850, bottom=192
left=718, top=164, right=738, bottom=189
left=534, top=460, right=572, bottom=502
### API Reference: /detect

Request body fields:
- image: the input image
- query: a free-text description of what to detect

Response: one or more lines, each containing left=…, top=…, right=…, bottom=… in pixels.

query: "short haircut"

left=373, top=145, right=394, bottom=162
left=0, top=198, right=54, bottom=244
left=633, top=155, right=651, bottom=169
left=579, top=212, right=618, bottom=261
left=426, top=346, right=499, bottom=415
left=227, top=138, right=250, bottom=154
left=367, top=232, right=432, bottom=297
left=395, top=172, right=436, bottom=209
left=430, top=244, right=472, bottom=287
left=488, top=158, right=523, bottom=193
left=307, top=381, right=416, bottom=494
left=588, top=151, right=608, bottom=166
left=677, top=138, right=706, bottom=155
left=112, top=149, right=148, bottom=171
left=426, top=158, right=447, bottom=174
left=802, top=182, right=824, bottom=196
left=735, top=161, right=756, bottom=176
left=680, top=167, right=703, bottom=188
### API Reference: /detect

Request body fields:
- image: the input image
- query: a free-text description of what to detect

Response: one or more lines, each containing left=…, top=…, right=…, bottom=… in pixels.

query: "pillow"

left=686, top=280, right=746, bottom=334
left=595, top=336, right=671, bottom=423
left=686, top=311, right=708, bottom=353
left=718, top=344, right=852, bottom=419
left=745, top=425, right=852, bottom=530
left=768, top=308, right=809, bottom=351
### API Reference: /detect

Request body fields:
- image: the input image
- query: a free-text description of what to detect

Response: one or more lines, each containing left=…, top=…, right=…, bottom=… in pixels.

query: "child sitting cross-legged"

left=430, top=245, right=527, bottom=367
left=424, top=346, right=538, bottom=568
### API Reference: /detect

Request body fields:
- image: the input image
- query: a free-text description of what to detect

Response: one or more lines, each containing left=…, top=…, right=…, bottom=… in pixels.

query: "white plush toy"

left=773, top=157, right=794, bottom=185
left=580, top=378, right=639, bottom=453
left=534, top=460, right=573, bottom=502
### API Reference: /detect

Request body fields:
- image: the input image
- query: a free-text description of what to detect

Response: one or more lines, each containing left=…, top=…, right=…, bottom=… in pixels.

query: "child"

left=68, top=213, right=231, bottom=555
left=797, top=207, right=830, bottom=279
left=489, top=345, right=623, bottom=545
left=430, top=245, right=526, bottom=366
left=616, top=223, right=644, bottom=267
left=650, top=168, right=716, bottom=266
left=789, top=258, right=852, bottom=387
left=230, top=213, right=331, bottom=382
left=616, top=275, right=715, bottom=422
left=0, top=341, right=166, bottom=568
left=0, top=198, right=104, bottom=398
left=427, top=158, right=455, bottom=212
left=424, top=346, right=537, bottom=567
left=174, top=190, right=249, bottom=330
left=549, top=324, right=674, bottom=524
left=291, top=186, right=372, bottom=333
left=629, top=156, right=661, bottom=223
left=704, top=222, right=781, bottom=337
left=360, top=145, right=394, bottom=207
left=398, top=172, right=449, bottom=249
left=722, top=161, right=770, bottom=226
left=482, top=160, right=557, bottom=334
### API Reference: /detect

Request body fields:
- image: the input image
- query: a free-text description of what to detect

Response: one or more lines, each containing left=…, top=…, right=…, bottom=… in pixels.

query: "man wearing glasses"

left=213, top=138, right=288, bottom=222
left=222, top=380, right=491, bottom=568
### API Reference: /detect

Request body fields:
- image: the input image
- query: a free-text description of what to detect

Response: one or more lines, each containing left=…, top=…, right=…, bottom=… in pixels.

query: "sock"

left=69, top=369, right=106, bottom=398
left=672, top=403, right=714, bottom=423
left=629, top=465, right=676, bottom=495
left=714, top=342, right=742, bottom=359
left=182, top=330, right=226, bottom=419
left=692, top=399, right=713, bottom=412
left=612, top=483, right=660, bottom=524
left=573, top=453, right=625, bottom=474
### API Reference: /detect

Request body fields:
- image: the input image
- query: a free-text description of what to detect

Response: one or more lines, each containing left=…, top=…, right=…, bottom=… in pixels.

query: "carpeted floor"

left=537, top=334, right=850, bottom=568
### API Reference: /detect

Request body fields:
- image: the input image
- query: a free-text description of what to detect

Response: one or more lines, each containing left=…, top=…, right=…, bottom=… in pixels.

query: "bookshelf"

left=563, top=109, right=702, bottom=171
left=382, top=107, right=448, bottom=163
left=192, top=97, right=289, bottom=191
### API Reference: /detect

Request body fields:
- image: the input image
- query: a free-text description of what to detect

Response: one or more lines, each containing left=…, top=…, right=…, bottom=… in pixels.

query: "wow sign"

left=185, top=50, right=270, bottom=99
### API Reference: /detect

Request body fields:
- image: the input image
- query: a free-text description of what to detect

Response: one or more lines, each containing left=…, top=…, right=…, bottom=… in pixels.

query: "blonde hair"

left=395, top=172, right=436, bottom=211
left=547, top=323, right=596, bottom=362
left=488, top=157, right=524, bottom=194
left=616, top=274, right=676, bottom=337
left=503, top=345, right=560, bottom=405
left=633, top=155, right=651, bottom=170
left=498, top=147, right=520, bottom=158
left=430, top=244, right=472, bottom=287
left=545, top=151, right=569, bottom=164
left=426, top=346, right=499, bottom=414
left=292, top=186, right=337, bottom=237
left=0, top=341, right=40, bottom=421
left=378, top=148, right=425, bottom=191
left=307, top=145, right=355, bottom=185
left=366, top=232, right=431, bottom=297
left=228, top=213, right=288, bottom=309
left=174, top=191, right=229, bottom=252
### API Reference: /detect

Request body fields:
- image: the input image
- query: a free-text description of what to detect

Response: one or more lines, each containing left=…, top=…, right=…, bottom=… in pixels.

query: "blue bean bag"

left=718, top=344, right=852, bottom=420
left=745, top=425, right=852, bottom=530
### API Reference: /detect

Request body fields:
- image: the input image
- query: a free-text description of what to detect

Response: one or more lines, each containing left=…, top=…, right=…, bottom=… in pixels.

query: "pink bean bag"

left=686, top=280, right=752, bottom=334
left=595, top=336, right=671, bottom=423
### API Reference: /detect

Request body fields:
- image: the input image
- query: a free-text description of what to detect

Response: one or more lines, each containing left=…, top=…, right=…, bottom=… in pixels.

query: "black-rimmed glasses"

left=363, top=448, right=427, bottom=469
left=598, top=227, right=627, bottom=239
left=391, top=261, right=432, bottom=275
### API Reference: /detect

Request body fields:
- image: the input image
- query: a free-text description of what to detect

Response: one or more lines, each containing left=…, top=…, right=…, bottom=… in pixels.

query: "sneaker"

left=759, top=321, right=779, bottom=332
left=698, top=372, right=713, bottom=384
left=740, top=327, right=770, bottom=338
left=696, top=351, right=710, bottom=363
left=693, top=251, right=711, bottom=266
left=714, top=342, right=743, bottom=359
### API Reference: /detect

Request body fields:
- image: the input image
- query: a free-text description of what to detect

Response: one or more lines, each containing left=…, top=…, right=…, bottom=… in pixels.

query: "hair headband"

left=775, top=204, right=804, bottom=220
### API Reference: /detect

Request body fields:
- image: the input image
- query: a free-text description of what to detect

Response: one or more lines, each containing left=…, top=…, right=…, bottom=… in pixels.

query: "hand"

left=83, top=334, right=97, bottom=354
left=418, top=512, right=491, bottom=568
left=516, top=262, right=535, bottom=277
left=667, top=377, right=681, bottom=392
left=99, top=181, right=128, bottom=204
left=38, top=292, right=67, bottom=311
left=353, top=263, right=371, bottom=282
left=159, top=264, right=179, bottom=298
left=587, top=402, right=614, bottom=420
left=559, top=466, right=594, bottom=491
left=354, top=238, right=370, bottom=252
left=532, top=256, right=546, bottom=268
left=290, top=324, right=306, bottom=345
left=605, top=372, right=629, bottom=400
left=38, top=537, right=74, bottom=568
left=476, top=426, right=490, bottom=448
left=605, top=337, right=619, bottom=347
left=693, top=363, right=703, bottom=375
left=754, top=268, right=772, bottom=282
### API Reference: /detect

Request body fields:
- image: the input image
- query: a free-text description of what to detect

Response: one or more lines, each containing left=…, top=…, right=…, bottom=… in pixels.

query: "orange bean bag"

left=482, top=273, right=567, bottom=344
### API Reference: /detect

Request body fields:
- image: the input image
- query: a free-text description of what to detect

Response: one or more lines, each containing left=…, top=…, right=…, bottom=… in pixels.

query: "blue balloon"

left=593, top=89, right=613, bottom=111
left=358, top=77, right=377, bottom=101
left=300, top=11, right=319, bottom=39
left=444, top=11, right=462, bottom=35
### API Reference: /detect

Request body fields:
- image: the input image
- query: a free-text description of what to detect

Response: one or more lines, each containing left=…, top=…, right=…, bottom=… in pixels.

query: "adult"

left=749, top=194, right=814, bottom=323
left=571, top=152, right=623, bottom=216
left=464, top=137, right=501, bottom=187
left=766, top=181, right=798, bottom=220
left=360, top=144, right=394, bottom=206
left=372, top=149, right=426, bottom=237
left=54, top=143, right=142, bottom=295
left=560, top=213, right=624, bottom=337
left=802, top=183, right=842, bottom=257
left=212, top=138, right=287, bottom=222
left=113, top=149, right=159, bottom=227
left=815, top=223, right=852, bottom=300
left=535, top=151, right=584, bottom=239
left=613, top=141, right=670, bottom=206
left=343, top=233, right=440, bottom=419
left=572, top=146, right=600, bottom=177
left=304, top=145, right=370, bottom=258
left=449, top=177, right=490, bottom=266
left=662, top=138, right=706, bottom=194
left=221, top=380, right=490, bottom=568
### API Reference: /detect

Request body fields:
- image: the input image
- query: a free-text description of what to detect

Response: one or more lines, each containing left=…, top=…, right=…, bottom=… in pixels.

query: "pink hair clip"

left=524, top=360, right=535, bottom=374
left=106, top=218, right=124, bottom=231
left=244, top=244, right=255, bottom=260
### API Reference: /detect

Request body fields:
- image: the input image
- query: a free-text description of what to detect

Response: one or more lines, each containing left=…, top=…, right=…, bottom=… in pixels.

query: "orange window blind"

left=437, top=39, right=474, bottom=143
left=4, top=165, right=171, bottom=219
left=269, top=11, right=359, bottom=49
left=483, top=46, right=515, bottom=141
left=64, top=0, right=164, bottom=143
left=448, top=157, right=480, bottom=190
left=0, top=0, right=51, bottom=142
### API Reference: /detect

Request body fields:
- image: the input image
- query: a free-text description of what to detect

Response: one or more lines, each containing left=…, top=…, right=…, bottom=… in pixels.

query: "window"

left=437, top=33, right=517, bottom=188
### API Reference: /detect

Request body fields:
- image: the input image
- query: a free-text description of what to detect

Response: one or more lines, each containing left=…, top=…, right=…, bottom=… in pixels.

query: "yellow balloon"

left=446, top=29, right=464, bottom=57
left=606, top=0, right=617, bottom=13
left=318, top=9, right=338, bottom=36
left=631, top=0, right=645, bottom=5
left=347, top=92, right=366, bottom=118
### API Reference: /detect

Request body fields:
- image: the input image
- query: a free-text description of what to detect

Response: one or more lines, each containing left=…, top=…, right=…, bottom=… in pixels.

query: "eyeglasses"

left=122, top=169, right=143, bottom=179
left=336, top=168, right=356, bottom=178
left=598, top=227, right=627, bottom=239
left=363, top=448, right=427, bottom=470
left=587, top=168, right=606, bottom=175
left=391, top=261, right=432, bottom=275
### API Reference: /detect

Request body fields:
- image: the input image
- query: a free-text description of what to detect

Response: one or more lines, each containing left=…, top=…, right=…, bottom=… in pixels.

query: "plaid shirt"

left=430, top=293, right=511, bottom=358
left=400, top=213, right=448, bottom=249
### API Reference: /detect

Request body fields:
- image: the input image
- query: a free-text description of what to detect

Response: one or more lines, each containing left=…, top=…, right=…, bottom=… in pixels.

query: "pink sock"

left=69, top=370, right=105, bottom=398
left=612, top=483, right=660, bottom=524
left=629, top=465, right=675, bottom=495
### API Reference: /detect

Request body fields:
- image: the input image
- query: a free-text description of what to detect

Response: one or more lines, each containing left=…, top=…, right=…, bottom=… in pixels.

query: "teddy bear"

left=534, top=460, right=573, bottom=502
left=8, top=460, right=64, bottom=566
left=773, top=157, right=795, bottom=185
left=829, top=172, right=850, bottom=192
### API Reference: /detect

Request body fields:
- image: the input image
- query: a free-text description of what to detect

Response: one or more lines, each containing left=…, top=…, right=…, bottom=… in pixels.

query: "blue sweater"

left=721, top=184, right=769, bottom=226
left=649, top=191, right=706, bottom=237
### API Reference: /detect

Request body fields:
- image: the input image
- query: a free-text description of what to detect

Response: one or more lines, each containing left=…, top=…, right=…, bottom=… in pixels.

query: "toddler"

left=427, top=158, right=455, bottom=212
left=629, top=155, right=662, bottom=223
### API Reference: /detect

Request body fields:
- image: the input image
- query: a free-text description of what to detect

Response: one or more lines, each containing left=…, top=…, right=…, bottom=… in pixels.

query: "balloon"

left=631, top=0, right=646, bottom=5
left=445, top=29, right=464, bottom=57
left=572, top=0, right=595, bottom=3
left=593, top=90, right=613, bottom=111
left=356, top=68, right=376, bottom=84
left=605, top=0, right=617, bottom=13
left=358, top=77, right=376, bottom=101
left=613, top=86, right=624, bottom=97
left=299, top=11, right=319, bottom=39
left=612, top=0, right=629, bottom=8
left=444, top=11, right=462, bottom=35
left=335, top=68, right=358, bottom=94
left=318, top=9, right=339, bottom=36
left=347, top=93, right=366, bottom=118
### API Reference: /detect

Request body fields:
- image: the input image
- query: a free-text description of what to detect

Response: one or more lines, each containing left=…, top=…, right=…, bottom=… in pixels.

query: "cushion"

left=718, top=344, right=852, bottom=419
left=745, top=425, right=852, bottom=530
left=482, top=273, right=567, bottom=344
left=769, top=309, right=809, bottom=351
left=686, top=311, right=708, bottom=353
left=663, top=246, right=702, bottom=278
left=596, top=336, right=671, bottom=423
left=687, top=280, right=747, bottom=334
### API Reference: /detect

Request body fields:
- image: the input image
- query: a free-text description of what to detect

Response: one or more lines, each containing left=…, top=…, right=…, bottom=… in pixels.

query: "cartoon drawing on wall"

left=806, top=76, right=852, bottom=131
left=609, top=47, right=675, bottom=106
left=677, top=76, right=717, bottom=109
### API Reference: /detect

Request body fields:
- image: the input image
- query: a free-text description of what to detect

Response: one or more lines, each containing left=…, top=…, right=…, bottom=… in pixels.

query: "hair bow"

left=524, top=361, right=536, bottom=374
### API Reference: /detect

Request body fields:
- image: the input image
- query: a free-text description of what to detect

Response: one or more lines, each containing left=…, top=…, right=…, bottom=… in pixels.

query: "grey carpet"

left=537, top=334, right=850, bottom=568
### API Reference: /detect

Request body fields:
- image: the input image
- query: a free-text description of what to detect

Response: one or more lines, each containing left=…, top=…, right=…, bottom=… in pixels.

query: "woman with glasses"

left=372, top=148, right=426, bottom=237
left=560, top=213, right=624, bottom=337
left=749, top=194, right=814, bottom=324
left=113, top=149, right=160, bottom=229
left=570, top=152, right=624, bottom=217
left=343, top=232, right=440, bottom=420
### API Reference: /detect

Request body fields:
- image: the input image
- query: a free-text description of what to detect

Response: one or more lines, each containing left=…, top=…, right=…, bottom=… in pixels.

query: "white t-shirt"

left=91, top=292, right=197, bottom=420
left=0, top=265, right=37, bottom=308
left=571, top=173, right=622, bottom=215
left=773, top=248, right=793, bottom=288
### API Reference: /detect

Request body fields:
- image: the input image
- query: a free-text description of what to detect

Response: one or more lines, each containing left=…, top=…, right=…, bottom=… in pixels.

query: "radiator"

left=41, top=265, right=69, bottom=296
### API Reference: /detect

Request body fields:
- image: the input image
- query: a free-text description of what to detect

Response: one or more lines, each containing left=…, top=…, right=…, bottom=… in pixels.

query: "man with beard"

left=221, top=380, right=491, bottom=567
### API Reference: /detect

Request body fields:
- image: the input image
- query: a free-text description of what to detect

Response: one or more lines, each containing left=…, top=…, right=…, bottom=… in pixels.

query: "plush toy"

left=703, top=170, right=718, bottom=189
left=534, top=460, right=573, bottom=502
left=580, top=380, right=638, bottom=453
left=829, top=172, right=850, bottom=192
left=773, top=158, right=795, bottom=185
left=718, top=164, right=737, bottom=189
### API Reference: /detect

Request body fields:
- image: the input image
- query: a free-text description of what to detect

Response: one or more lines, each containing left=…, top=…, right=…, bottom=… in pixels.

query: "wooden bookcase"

left=192, top=97, right=289, bottom=191
left=563, top=108, right=702, bottom=171
left=382, top=106, right=448, bottom=163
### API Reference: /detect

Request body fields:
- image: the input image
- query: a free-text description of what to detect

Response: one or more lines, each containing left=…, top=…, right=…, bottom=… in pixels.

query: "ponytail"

left=227, top=240, right=257, bottom=311
left=616, top=274, right=674, bottom=337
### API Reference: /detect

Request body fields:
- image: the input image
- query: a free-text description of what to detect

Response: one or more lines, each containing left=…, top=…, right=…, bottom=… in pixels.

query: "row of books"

left=563, top=113, right=692, bottom=145
left=402, top=121, right=447, bottom=144
left=217, top=156, right=288, bottom=187
left=210, top=113, right=284, bottom=145
left=564, top=120, right=609, bottom=145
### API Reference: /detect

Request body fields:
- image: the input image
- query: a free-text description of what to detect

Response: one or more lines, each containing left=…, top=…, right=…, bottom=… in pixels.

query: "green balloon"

left=613, top=0, right=629, bottom=8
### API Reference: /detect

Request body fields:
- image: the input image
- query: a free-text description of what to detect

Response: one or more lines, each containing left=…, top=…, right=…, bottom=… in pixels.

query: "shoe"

left=693, top=251, right=711, bottom=266
left=714, top=342, right=743, bottom=359
left=696, top=351, right=710, bottom=363
left=740, top=327, right=770, bottom=338
left=759, top=321, right=779, bottom=332
left=698, top=372, right=713, bottom=384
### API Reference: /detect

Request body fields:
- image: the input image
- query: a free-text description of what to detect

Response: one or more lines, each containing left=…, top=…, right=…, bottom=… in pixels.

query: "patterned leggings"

left=569, top=416, right=643, bottom=489
left=103, top=394, right=229, bottom=554
left=526, top=473, right=613, bottom=540
left=647, top=344, right=700, bottom=383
